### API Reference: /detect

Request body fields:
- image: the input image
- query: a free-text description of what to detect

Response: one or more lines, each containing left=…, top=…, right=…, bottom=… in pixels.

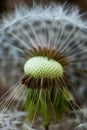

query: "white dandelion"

left=0, top=3, right=87, bottom=130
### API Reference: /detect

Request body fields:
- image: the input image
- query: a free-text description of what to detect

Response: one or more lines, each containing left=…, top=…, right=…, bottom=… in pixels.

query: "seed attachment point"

left=24, top=56, right=63, bottom=79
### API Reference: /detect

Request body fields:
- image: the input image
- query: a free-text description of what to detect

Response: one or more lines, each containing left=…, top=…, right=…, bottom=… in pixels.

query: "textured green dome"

left=24, top=56, right=63, bottom=79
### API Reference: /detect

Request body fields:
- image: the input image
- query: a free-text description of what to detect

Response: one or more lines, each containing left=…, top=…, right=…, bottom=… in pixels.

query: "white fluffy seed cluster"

left=1, top=4, right=87, bottom=29
left=0, top=3, right=87, bottom=130
left=24, top=56, right=63, bottom=78
left=0, top=4, right=87, bottom=86
left=0, top=111, right=35, bottom=130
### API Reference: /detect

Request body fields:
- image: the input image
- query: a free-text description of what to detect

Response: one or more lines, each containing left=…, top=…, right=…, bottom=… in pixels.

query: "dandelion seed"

left=0, top=3, right=87, bottom=129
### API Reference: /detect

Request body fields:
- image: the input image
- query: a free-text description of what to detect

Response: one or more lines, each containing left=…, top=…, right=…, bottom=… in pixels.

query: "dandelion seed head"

left=1, top=3, right=87, bottom=128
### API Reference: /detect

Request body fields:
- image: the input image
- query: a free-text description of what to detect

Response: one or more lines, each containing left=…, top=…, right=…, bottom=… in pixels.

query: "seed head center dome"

left=24, top=56, right=63, bottom=79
